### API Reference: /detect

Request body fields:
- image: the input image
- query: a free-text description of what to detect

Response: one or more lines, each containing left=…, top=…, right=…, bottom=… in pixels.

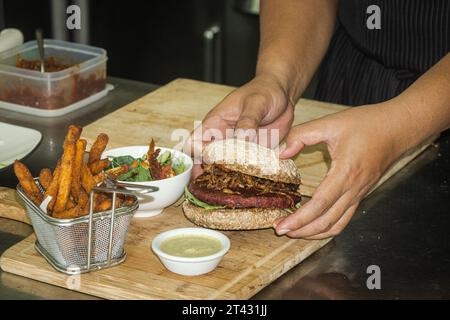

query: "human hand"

left=274, top=103, right=413, bottom=239
left=188, top=74, right=295, bottom=178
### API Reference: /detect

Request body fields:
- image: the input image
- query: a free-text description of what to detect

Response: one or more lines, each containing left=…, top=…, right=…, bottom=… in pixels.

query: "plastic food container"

left=0, top=39, right=107, bottom=111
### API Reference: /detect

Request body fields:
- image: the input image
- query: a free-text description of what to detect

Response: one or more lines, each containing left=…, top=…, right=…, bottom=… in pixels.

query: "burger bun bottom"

left=182, top=201, right=292, bottom=230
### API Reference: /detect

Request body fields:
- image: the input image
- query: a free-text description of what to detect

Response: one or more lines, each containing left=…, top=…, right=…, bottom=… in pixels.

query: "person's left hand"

left=274, top=103, right=414, bottom=239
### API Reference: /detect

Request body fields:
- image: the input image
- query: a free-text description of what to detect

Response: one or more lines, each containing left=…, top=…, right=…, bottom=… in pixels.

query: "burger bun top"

left=202, top=138, right=301, bottom=185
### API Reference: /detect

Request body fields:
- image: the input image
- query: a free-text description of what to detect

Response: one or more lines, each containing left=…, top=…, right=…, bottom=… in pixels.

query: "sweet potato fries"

left=14, top=125, right=134, bottom=219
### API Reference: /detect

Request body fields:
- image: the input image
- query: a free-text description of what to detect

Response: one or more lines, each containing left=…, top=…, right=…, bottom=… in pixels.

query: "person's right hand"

left=188, top=74, right=295, bottom=178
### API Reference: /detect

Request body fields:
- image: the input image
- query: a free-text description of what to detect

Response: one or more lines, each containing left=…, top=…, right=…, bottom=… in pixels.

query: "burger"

left=182, top=138, right=302, bottom=230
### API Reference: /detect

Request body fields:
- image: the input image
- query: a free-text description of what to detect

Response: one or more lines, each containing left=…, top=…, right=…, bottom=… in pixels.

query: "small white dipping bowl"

left=102, top=146, right=193, bottom=218
left=152, top=228, right=230, bottom=276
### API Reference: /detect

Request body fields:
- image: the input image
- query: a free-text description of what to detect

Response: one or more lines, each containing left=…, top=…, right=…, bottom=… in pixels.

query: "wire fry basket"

left=16, top=180, right=141, bottom=275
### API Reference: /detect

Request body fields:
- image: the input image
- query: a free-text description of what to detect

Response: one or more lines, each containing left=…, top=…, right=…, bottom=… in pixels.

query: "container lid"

left=0, top=39, right=107, bottom=81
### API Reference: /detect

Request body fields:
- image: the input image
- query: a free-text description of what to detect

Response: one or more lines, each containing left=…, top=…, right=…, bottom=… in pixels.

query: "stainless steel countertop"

left=1, top=77, right=449, bottom=299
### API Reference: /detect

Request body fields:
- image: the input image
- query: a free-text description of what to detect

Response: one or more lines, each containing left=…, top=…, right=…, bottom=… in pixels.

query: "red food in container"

left=0, top=39, right=107, bottom=110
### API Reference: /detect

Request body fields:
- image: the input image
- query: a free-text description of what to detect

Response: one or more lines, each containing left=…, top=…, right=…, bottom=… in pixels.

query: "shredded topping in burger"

left=189, top=164, right=302, bottom=209
left=197, top=164, right=301, bottom=196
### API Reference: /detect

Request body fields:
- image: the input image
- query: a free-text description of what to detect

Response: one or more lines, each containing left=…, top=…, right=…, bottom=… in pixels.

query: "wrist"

left=255, top=60, right=306, bottom=104
left=369, top=101, right=422, bottom=157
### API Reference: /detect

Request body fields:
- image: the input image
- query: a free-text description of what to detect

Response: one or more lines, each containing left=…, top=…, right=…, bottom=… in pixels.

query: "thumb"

left=191, top=164, right=204, bottom=180
left=279, top=120, right=328, bottom=159
left=234, top=94, right=268, bottom=141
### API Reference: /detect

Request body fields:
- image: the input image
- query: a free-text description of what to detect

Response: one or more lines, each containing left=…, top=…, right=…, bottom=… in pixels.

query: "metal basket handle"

left=86, top=185, right=157, bottom=270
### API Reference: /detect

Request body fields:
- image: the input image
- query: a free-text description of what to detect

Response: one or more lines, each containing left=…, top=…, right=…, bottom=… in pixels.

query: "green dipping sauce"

left=160, top=234, right=223, bottom=258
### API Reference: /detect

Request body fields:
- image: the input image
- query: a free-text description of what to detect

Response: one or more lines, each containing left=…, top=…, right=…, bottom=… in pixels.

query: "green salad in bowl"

left=102, top=141, right=193, bottom=218
left=106, top=140, right=187, bottom=182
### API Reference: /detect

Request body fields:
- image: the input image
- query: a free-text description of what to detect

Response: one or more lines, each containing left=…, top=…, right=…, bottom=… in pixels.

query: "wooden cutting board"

left=0, top=205, right=332, bottom=299
left=0, top=79, right=431, bottom=299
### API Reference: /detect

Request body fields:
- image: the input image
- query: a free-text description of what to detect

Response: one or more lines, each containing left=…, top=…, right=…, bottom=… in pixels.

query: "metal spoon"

left=35, top=29, right=45, bottom=73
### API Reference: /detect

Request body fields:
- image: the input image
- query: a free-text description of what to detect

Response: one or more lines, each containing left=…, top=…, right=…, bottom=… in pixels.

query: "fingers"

left=185, top=123, right=203, bottom=163
left=272, top=217, right=284, bottom=230
left=285, top=192, right=355, bottom=238
left=234, top=93, right=269, bottom=140
left=279, top=120, right=328, bottom=159
left=258, top=105, right=295, bottom=148
left=191, top=164, right=204, bottom=180
left=303, top=204, right=358, bottom=240
left=234, top=127, right=257, bottom=142
left=275, top=166, right=347, bottom=235
left=186, top=79, right=291, bottom=165
left=186, top=114, right=231, bottom=165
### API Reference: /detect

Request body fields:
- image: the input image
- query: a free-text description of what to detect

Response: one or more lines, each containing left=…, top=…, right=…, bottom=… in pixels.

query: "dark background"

left=0, top=0, right=262, bottom=87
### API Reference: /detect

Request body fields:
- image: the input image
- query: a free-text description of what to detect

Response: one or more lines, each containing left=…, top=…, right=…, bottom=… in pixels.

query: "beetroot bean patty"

left=188, top=182, right=301, bottom=209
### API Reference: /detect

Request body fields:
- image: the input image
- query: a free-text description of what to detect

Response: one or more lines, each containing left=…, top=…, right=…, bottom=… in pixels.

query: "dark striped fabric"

left=315, top=0, right=450, bottom=106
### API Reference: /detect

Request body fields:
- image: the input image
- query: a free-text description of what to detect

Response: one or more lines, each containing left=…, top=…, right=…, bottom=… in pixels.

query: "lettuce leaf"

left=184, top=187, right=225, bottom=210
left=108, top=150, right=188, bottom=180
left=108, top=155, right=135, bottom=169
left=115, top=159, right=152, bottom=182
left=131, top=164, right=152, bottom=182
left=284, top=202, right=302, bottom=214
left=172, top=158, right=186, bottom=175
left=158, top=151, right=172, bottom=165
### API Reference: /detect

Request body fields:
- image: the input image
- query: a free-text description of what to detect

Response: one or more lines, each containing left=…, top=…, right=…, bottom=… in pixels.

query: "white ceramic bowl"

left=151, top=228, right=230, bottom=276
left=102, top=146, right=193, bottom=218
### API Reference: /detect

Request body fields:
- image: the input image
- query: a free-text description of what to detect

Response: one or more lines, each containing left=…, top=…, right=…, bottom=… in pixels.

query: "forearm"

left=388, top=53, right=450, bottom=152
left=257, top=0, right=338, bottom=103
